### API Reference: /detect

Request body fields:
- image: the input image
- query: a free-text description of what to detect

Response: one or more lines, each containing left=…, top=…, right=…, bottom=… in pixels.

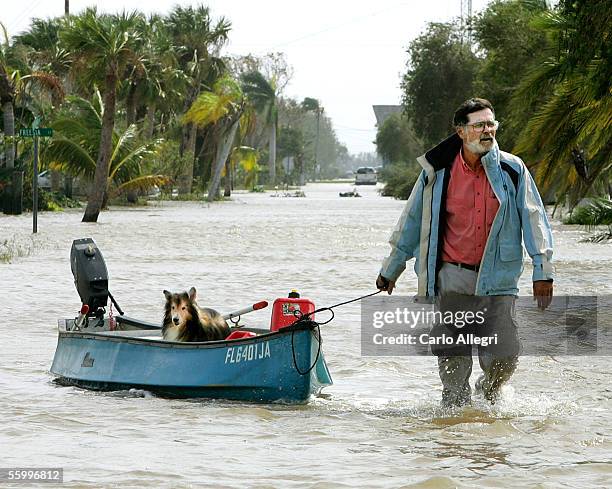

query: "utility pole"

left=300, top=97, right=323, bottom=184
left=460, top=0, right=473, bottom=45
left=62, top=0, right=74, bottom=198
left=314, top=107, right=322, bottom=182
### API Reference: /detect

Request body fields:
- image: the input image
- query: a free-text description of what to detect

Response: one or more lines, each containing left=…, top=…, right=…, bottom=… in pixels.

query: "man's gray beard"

left=466, top=138, right=494, bottom=155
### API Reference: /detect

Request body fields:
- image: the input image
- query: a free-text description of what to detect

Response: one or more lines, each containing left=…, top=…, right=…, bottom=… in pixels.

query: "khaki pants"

left=433, top=263, right=520, bottom=407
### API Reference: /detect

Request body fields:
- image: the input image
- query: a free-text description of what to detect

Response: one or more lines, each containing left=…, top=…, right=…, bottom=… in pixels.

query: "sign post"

left=33, top=136, right=39, bottom=233
left=18, top=125, right=53, bottom=234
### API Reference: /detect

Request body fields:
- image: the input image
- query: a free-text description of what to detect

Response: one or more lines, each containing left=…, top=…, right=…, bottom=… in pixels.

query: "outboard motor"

left=270, top=290, right=315, bottom=331
left=70, top=238, right=109, bottom=317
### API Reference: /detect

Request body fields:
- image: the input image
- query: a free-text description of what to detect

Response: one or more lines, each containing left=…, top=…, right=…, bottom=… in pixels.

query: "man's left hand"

left=533, top=280, right=553, bottom=310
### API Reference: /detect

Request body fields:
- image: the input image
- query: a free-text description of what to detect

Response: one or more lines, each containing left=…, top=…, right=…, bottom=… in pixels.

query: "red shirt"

left=441, top=151, right=500, bottom=266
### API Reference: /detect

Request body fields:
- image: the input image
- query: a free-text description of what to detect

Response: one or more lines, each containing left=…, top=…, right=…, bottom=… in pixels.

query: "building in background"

left=372, top=105, right=402, bottom=166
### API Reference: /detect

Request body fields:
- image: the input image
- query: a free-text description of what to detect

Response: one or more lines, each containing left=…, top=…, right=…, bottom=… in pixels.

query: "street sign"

left=19, top=127, right=53, bottom=137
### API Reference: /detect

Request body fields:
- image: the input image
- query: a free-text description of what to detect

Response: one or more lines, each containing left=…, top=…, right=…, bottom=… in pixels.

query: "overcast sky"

left=3, top=0, right=491, bottom=155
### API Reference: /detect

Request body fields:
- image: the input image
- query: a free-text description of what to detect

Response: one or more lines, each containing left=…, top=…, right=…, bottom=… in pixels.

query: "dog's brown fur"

left=162, top=287, right=230, bottom=342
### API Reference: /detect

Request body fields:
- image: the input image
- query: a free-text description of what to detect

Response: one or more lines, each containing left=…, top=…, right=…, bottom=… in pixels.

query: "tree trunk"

left=2, top=101, right=15, bottom=169
left=298, top=156, right=305, bottom=186
left=82, top=73, right=117, bottom=223
left=101, top=189, right=109, bottom=209
left=64, top=176, right=73, bottom=198
left=223, top=158, right=231, bottom=197
left=50, top=170, right=61, bottom=192
left=177, top=81, right=201, bottom=194
left=144, top=104, right=155, bottom=139
left=178, top=123, right=197, bottom=194
left=0, top=67, right=15, bottom=169
left=126, top=80, right=138, bottom=125
left=207, top=118, right=240, bottom=202
left=268, top=121, right=276, bottom=185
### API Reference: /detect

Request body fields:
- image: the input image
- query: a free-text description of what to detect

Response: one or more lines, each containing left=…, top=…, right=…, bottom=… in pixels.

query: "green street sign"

left=19, top=127, right=53, bottom=138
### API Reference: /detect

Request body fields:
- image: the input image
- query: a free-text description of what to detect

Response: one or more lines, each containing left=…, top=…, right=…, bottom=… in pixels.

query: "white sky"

left=3, top=0, right=491, bottom=154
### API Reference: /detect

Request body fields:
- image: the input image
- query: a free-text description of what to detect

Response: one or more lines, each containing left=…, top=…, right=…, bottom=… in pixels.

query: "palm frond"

left=0, top=21, right=9, bottom=48
left=111, top=174, right=170, bottom=196
left=43, top=137, right=97, bottom=178
left=183, top=91, right=226, bottom=126
left=231, top=146, right=259, bottom=171
left=241, top=70, right=276, bottom=123
left=20, top=71, right=65, bottom=101
left=109, top=137, right=163, bottom=181
left=110, top=124, right=138, bottom=166
left=184, top=76, right=242, bottom=127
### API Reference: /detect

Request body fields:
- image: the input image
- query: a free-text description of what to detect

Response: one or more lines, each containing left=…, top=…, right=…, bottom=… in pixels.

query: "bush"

left=564, top=198, right=612, bottom=225
left=564, top=198, right=612, bottom=242
left=0, top=237, right=37, bottom=263
left=379, top=163, right=421, bottom=200
left=23, top=189, right=81, bottom=211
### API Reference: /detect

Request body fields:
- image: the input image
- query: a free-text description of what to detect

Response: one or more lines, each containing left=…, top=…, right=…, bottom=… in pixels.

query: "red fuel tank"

left=270, top=291, right=315, bottom=331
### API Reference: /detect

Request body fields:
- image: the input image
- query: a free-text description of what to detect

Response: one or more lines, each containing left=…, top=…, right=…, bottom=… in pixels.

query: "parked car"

left=37, top=170, right=52, bottom=189
left=146, top=185, right=161, bottom=199
left=355, top=166, right=377, bottom=185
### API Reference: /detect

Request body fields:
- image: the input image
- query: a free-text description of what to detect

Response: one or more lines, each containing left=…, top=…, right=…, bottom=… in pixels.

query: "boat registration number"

left=225, top=342, right=271, bottom=364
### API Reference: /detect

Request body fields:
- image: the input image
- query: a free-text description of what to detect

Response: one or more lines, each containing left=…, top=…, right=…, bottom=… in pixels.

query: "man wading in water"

left=376, top=98, right=554, bottom=407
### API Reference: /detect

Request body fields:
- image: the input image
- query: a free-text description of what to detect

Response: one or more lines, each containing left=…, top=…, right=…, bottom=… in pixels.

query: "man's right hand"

left=376, top=274, right=395, bottom=295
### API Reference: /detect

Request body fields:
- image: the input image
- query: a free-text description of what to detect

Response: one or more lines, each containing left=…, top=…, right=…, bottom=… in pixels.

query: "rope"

left=290, top=290, right=382, bottom=375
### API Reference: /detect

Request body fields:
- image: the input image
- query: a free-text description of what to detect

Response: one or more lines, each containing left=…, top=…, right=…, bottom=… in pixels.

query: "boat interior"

left=60, top=314, right=276, bottom=341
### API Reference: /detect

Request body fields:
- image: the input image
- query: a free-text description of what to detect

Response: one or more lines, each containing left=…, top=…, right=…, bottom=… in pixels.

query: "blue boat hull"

left=50, top=322, right=332, bottom=403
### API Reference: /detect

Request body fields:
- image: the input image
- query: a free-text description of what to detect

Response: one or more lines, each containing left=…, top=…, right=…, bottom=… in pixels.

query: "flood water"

left=1, top=182, right=611, bottom=488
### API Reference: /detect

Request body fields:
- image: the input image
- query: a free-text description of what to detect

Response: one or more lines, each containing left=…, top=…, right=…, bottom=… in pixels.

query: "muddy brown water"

left=1, top=183, right=611, bottom=488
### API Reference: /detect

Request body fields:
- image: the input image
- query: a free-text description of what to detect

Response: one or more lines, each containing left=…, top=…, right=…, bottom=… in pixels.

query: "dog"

left=162, top=287, right=230, bottom=342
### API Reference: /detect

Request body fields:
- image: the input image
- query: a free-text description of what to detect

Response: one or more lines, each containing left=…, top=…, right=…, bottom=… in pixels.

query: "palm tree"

left=60, top=8, right=143, bottom=222
left=43, top=95, right=167, bottom=201
left=0, top=70, right=15, bottom=169
left=165, top=5, right=231, bottom=194
left=183, top=75, right=247, bottom=201
left=511, top=3, right=612, bottom=206
left=1, top=21, right=64, bottom=174
left=13, top=18, right=71, bottom=93
left=14, top=17, right=71, bottom=191
left=0, top=22, right=21, bottom=170
left=241, top=71, right=279, bottom=185
left=128, top=15, right=187, bottom=139
left=230, top=146, right=260, bottom=190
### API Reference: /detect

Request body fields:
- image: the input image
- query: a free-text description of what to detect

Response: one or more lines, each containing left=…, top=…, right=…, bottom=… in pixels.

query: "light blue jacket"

left=380, top=133, right=554, bottom=296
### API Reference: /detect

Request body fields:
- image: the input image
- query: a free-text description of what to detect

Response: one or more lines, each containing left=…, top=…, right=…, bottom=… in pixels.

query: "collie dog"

left=162, top=287, right=230, bottom=342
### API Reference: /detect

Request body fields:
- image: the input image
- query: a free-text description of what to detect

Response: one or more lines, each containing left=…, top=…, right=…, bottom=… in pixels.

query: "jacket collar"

left=421, top=133, right=462, bottom=172
left=420, top=132, right=501, bottom=172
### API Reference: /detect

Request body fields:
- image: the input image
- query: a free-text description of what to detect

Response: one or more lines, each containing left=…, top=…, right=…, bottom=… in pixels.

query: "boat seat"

left=226, top=330, right=257, bottom=340
left=97, top=329, right=163, bottom=338
left=115, top=315, right=161, bottom=330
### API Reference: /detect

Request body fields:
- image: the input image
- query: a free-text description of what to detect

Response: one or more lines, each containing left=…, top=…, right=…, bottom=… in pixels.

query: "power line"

left=6, top=0, right=46, bottom=35
left=271, top=1, right=410, bottom=49
left=335, top=124, right=376, bottom=132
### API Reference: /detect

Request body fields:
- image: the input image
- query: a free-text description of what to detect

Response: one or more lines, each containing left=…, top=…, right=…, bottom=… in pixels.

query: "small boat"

left=339, top=190, right=361, bottom=197
left=50, top=239, right=332, bottom=403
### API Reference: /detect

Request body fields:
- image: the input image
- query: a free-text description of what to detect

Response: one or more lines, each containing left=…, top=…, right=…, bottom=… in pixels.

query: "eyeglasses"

left=464, top=120, right=499, bottom=132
